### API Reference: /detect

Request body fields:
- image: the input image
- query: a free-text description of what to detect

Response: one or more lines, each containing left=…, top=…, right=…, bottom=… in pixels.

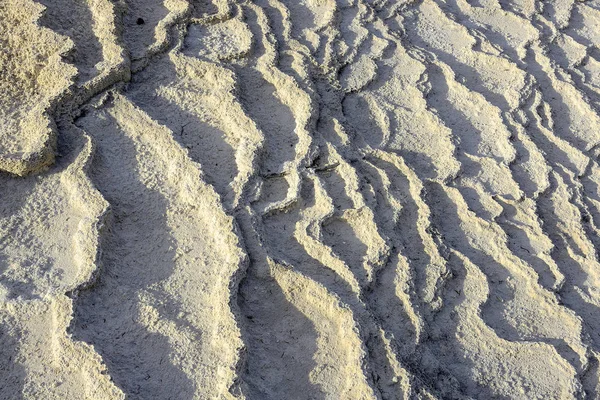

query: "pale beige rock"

left=2, top=0, right=600, bottom=399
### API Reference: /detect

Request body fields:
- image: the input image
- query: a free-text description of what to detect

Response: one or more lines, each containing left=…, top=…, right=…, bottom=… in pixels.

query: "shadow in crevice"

left=127, top=57, right=239, bottom=208
left=0, top=175, right=37, bottom=297
left=236, top=67, right=298, bottom=176
left=321, top=216, right=370, bottom=286
left=424, top=183, right=515, bottom=335
left=363, top=157, right=441, bottom=309
left=494, top=197, right=560, bottom=291
left=424, top=64, right=488, bottom=161
left=259, top=178, right=400, bottom=395
left=425, top=181, right=584, bottom=370
left=426, top=251, right=491, bottom=399
left=0, top=320, right=26, bottom=400
left=237, top=268, right=322, bottom=399
left=262, top=179, right=361, bottom=301
left=191, top=0, right=218, bottom=18
left=537, top=174, right=600, bottom=352
left=342, top=95, right=385, bottom=149
left=121, top=0, right=169, bottom=60
left=0, top=131, right=82, bottom=301
left=277, top=0, right=318, bottom=48
left=72, top=108, right=195, bottom=399
left=234, top=211, right=323, bottom=400
left=35, top=0, right=103, bottom=83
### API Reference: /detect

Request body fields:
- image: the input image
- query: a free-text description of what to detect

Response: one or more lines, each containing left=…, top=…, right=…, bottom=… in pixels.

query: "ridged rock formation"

left=2, top=0, right=600, bottom=398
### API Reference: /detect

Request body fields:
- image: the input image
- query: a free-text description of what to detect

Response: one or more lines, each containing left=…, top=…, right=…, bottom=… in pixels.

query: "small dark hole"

left=136, top=18, right=145, bottom=25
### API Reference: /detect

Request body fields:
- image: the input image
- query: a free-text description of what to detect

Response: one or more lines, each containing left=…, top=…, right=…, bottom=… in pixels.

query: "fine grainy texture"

left=2, top=0, right=600, bottom=398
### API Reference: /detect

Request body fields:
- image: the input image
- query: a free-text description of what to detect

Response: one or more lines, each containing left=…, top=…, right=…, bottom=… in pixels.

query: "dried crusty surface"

left=2, top=0, right=600, bottom=398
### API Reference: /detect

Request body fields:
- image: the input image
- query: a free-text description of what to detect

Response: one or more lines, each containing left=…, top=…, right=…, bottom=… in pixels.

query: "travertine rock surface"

left=2, top=0, right=600, bottom=399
